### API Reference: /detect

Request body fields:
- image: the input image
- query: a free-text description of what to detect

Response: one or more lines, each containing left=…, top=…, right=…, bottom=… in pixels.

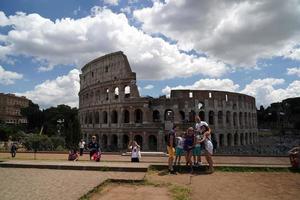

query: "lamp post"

left=57, top=119, right=64, bottom=136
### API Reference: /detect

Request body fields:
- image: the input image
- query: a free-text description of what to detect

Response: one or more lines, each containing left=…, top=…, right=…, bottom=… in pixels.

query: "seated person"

left=68, top=149, right=79, bottom=161
left=289, top=146, right=300, bottom=169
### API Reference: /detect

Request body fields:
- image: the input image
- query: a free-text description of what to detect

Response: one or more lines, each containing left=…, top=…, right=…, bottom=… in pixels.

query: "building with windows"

left=0, top=93, right=29, bottom=124
left=79, top=51, right=258, bottom=151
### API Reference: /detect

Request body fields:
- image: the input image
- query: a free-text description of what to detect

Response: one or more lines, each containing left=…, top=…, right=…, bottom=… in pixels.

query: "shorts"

left=167, top=146, right=175, bottom=158
left=175, top=147, right=184, bottom=156
left=192, top=146, right=201, bottom=156
left=131, top=157, right=139, bottom=162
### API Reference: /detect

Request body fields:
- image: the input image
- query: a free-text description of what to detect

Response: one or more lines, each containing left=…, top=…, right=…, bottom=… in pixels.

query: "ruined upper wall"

left=80, top=51, right=136, bottom=90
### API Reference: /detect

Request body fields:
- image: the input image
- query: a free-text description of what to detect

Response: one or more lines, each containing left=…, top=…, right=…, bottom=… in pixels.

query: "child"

left=10, top=143, right=17, bottom=158
left=174, top=133, right=185, bottom=165
left=68, top=149, right=79, bottom=161
left=129, top=141, right=141, bottom=162
left=184, top=127, right=196, bottom=172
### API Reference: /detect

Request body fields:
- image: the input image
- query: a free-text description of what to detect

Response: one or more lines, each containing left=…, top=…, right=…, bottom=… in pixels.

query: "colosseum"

left=79, top=51, right=258, bottom=152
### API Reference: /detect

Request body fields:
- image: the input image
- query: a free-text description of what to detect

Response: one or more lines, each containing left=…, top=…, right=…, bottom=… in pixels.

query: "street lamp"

left=57, top=119, right=64, bottom=136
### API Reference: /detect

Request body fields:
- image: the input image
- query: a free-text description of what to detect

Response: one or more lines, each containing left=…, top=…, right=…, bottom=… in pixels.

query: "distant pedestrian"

left=10, top=143, right=17, bottom=158
left=88, top=136, right=100, bottom=160
left=79, top=139, right=85, bottom=156
left=129, top=141, right=141, bottom=162
left=167, top=125, right=178, bottom=174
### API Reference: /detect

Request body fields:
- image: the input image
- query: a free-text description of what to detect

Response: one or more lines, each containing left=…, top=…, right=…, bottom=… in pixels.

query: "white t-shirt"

left=176, top=137, right=184, bottom=149
left=131, top=146, right=139, bottom=158
left=79, top=141, right=85, bottom=149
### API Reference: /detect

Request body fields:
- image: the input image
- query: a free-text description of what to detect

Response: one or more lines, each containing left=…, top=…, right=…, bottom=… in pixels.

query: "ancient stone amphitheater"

left=79, top=51, right=258, bottom=151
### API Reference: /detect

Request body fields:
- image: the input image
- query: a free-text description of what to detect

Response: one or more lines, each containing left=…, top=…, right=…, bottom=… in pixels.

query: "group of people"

left=68, top=136, right=101, bottom=161
left=167, top=116, right=214, bottom=174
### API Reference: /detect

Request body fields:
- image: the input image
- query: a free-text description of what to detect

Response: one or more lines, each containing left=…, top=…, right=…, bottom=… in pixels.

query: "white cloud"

left=144, top=84, right=154, bottom=90
left=104, top=0, right=119, bottom=6
left=0, top=65, right=23, bottom=85
left=287, top=67, right=300, bottom=77
left=162, top=78, right=239, bottom=97
left=0, top=8, right=228, bottom=80
left=134, top=0, right=300, bottom=66
left=16, top=69, right=80, bottom=108
left=162, top=78, right=300, bottom=107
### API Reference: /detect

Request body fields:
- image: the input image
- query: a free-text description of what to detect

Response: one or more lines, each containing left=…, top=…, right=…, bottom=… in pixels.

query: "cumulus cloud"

left=162, top=78, right=300, bottom=107
left=16, top=69, right=80, bottom=108
left=162, top=78, right=240, bottom=97
left=0, top=65, right=23, bottom=85
left=104, top=0, right=119, bottom=6
left=287, top=67, right=300, bottom=77
left=134, top=0, right=300, bottom=66
left=144, top=84, right=154, bottom=90
left=0, top=8, right=228, bottom=80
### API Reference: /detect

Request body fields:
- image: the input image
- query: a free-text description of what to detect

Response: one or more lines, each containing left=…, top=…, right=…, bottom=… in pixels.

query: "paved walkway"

left=0, top=168, right=145, bottom=200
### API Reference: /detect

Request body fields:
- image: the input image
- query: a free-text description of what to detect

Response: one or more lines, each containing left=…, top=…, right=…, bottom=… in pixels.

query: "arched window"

left=164, top=109, right=174, bottom=122
left=123, top=110, right=130, bottom=123
left=153, top=110, right=160, bottom=122
left=124, top=86, right=130, bottom=98
left=94, top=111, right=99, bottom=124
left=219, top=134, right=224, bottom=147
left=226, top=111, right=231, bottom=125
left=227, top=133, right=232, bottom=146
left=179, top=111, right=185, bottom=122
left=189, top=110, right=196, bottom=123
left=234, top=133, right=238, bottom=145
left=233, top=112, right=237, bottom=127
left=199, top=111, right=205, bottom=121
left=239, top=112, right=243, bottom=128
left=103, top=111, right=108, bottom=124
left=218, top=111, right=223, bottom=125
left=209, top=111, right=214, bottom=125
left=114, top=87, right=119, bottom=99
left=89, top=112, right=93, bottom=124
left=135, top=109, right=143, bottom=123
left=148, top=135, right=157, bottom=151
left=111, top=110, right=118, bottom=124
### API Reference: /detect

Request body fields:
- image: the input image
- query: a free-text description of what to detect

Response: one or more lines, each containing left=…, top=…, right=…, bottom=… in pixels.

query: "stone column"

left=143, top=131, right=149, bottom=151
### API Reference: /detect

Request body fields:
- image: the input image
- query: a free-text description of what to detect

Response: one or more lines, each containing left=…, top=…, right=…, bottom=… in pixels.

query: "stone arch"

left=124, top=85, right=130, bottom=98
left=114, top=87, right=119, bottom=99
left=84, top=113, right=88, bottom=124
left=122, top=134, right=129, bottom=149
left=218, top=111, right=223, bottom=126
left=89, top=112, right=93, bottom=124
left=245, top=132, right=248, bottom=145
left=240, top=133, right=244, bottom=145
left=111, top=110, right=118, bottom=124
left=94, top=111, right=99, bottom=124
left=102, top=134, right=108, bottom=149
left=164, top=109, right=174, bottom=122
left=179, top=110, right=185, bottom=122
left=226, top=111, right=231, bottom=125
left=199, top=111, right=205, bottom=121
left=134, top=135, right=143, bottom=149
left=134, top=109, right=143, bottom=123
left=111, top=134, right=118, bottom=150
left=233, top=112, right=237, bottom=128
left=123, top=109, right=130, bottom=123
left=102, top=111, right=108, bottom=124
left=189, top=110, right=196, bottom=123
left=153, top=110, right=160, bottom=122
left=227, top=133, right=232, bottom=146
left=219, top=134, right=224, bottom=147
left=209, top=111, right=214, bottom=125
left=239, top=112, right=243, bottom=128
left=148, top=135, right=157, bottom=151
left=234, top=132, right=238, bottom=145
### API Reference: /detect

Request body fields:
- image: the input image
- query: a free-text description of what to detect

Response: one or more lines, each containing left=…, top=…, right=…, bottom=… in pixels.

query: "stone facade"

left=79, top=51, right=258, bottom=151
left=0, top=93, right=29, bottom=124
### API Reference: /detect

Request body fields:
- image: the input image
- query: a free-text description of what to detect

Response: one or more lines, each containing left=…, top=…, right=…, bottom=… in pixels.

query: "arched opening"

left=239, top=112, right=243, bottom=128
left=218, top=111, right=223, bottom=126
left=179, top=111, right=185, bottom=122
left=164, top=109, right=174, bottom=122
left=153, top=110, right=160, bottom=122
left=102, top=134, right=108, bottom=149
left=89, top=112, right=93, bottom=124
left=234, top=133, right=238, bottom=146
left=226, top=111, right=231, bottom=125
left=123, top=110, right=130, bottom=123
left=103, top=111, right=108, bottom=124
left=111, top=134, right=118, bottom=150
left=189, top=110, right=196, bottom=123
left=94, top=111, right=99, bottom=124
left=227, top=133, right=232, bottom=146
left=219, top=134, right=224, bottom=147
left=124, top=86, right=130, bottom=98
left=249, top=132, right=253, bottom=144
left=111, top=110, right=118, bottom=124
left=240, top=133, right=244, bottom=145
left=114, top=87, right=119, bottom=99
left=233, top=112, right=237, bottom=128
left=84, top=113, right=88, bottom=124
left=148, top=135, right=157, bottom=151
left=199, top=111, right=205, bottom=121
left=105, top=88, right=109, bottom=101
left=248, top=113, right=252, bottom=128
left=209, top=111, right=214, bottom=125
left=122, top=134, right=129, bottom=149
left=135, top=109, right=143, bottom=123
left=245, top=132, right=248, bottom=145
left=134, top=135, right=143, bottom=149
left=244, top=112, right=247, bottom=128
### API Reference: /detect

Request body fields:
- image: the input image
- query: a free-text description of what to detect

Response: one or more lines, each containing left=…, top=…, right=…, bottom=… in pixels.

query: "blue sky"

left=0, top=0, right=299, bottom=108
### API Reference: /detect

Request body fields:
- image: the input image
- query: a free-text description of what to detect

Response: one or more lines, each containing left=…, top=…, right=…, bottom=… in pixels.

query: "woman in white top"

left=129, top=141, right=141, bottom=162
left=199, top=124, right=214, bottom=173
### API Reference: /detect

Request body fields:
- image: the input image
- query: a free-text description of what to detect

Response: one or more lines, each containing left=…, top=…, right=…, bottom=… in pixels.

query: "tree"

left=21, top=101, right=43, bottom=133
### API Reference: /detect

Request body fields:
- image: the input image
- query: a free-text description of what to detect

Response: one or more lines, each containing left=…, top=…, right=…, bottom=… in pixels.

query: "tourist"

left=78, top=139, right=85, bottom=156
left=10, top=142, right=17, bottom=158
left=68, top=149, right=79, bottom=161
left=129, top=141, right=141, bottom=162
left=199, top=123, right=214, bottom=173
left=288, top=145, right=300, bottom=169
left=184, top=127, right=196, bottom=172
left=193, top=116, right=202, bottom=166
left=88, top=136, right=100, bottom=160
left=167, top=125, right=178, bottom=174
left=174, top=132, right=185, bottom=166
